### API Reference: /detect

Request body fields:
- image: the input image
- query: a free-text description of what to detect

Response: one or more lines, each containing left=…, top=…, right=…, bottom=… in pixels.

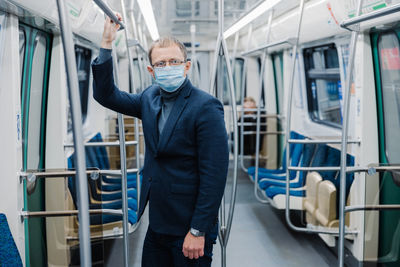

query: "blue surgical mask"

left=154, top=65, right=186, bottom=92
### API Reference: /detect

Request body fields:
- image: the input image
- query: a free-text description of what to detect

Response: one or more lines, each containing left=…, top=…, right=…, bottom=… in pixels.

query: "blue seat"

left=260, top=143, right=316, bottom=190
left=257, top=142, right=305, bottom=189
left=67, top=133, right=139, bottom=225
left=247, top=132, right=299, bottom=177
left=0, top=214, right=22, bottom=267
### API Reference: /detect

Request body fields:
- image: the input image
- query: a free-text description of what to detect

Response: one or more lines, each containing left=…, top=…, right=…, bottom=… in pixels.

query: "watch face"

left=190, top=228, right=205, bottom=237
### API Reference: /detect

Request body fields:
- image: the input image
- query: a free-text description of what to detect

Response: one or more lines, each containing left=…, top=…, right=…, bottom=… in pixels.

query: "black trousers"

left=141, top=224, right=218, bottom=267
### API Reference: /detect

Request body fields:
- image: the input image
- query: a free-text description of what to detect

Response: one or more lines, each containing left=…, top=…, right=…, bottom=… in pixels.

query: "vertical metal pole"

left=284, top=0, right=305, bottom=229
left=338, top=1, right=364, bottom=266
left=55, top=0, right=91, bottom=266
left=111, top=49, right=129, bottom=267
left=208, top=34, right=221, bottom=95
left=190, top=0, right=200, bottom=86
left=212, top=0, right=239, bottom=265
left=254, top=11, right=273, bottom=204
left=120, top=0, right=141, bottom=219
left=240, top=24, right=253, bottom=173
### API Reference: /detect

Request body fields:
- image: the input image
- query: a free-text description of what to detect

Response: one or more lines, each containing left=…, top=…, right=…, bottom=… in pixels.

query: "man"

left=91, top=14, right=229, bottom=267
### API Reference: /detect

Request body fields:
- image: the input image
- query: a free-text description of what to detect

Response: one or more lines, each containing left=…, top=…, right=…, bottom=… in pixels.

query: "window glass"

left=27, top=33, right=47, bottom=169
left=303, top=44, right=342, bottom=127
left=378, top=33, right=400, bottom=162
left=132, top=58, right=142, bottom=92
left=75, top=45, right=91, bottom=120
left=223, top=58, right=244, bottom=105
left=67, top=45, right=91, bottom=132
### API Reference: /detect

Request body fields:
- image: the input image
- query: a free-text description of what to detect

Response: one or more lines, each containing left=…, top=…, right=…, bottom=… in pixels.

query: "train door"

left=371, top=27, right=400, bottom=266
left=19, top=23, right=52, bottom=267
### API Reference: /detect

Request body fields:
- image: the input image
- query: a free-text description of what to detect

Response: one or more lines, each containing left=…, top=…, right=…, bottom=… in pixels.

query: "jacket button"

left=148, top=177, right=152, bottom=182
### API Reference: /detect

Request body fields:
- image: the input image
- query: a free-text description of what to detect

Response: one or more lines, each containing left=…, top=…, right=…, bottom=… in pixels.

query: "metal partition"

left=55, top=0, right=91, bottom=265
left=209, top=0, right=238, bottom=266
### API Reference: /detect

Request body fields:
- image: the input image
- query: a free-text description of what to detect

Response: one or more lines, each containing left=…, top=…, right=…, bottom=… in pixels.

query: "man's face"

left=147, top=45, right=191, bottom=78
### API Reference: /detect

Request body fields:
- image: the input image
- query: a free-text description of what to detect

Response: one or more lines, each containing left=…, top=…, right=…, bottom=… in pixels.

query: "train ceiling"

left=134, top=0, right=261, bottom=38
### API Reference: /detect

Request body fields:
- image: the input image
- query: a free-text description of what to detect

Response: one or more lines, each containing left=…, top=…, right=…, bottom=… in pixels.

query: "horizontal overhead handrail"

left=341, top=3, right=400, bottom=31
left=93, top=0, right=125, bottom=30
left=288, top=139, right=361, bottom=144
left=345, top=204, right=400, bottom=213
left=64, top=140, right=137, bottom=148
left=21, top=209, right=123, bottom=219
left=241, top=38, right=297, bottom=56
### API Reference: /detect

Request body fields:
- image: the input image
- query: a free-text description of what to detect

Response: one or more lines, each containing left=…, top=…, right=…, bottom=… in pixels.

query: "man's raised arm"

left=91, top=14, right=142, bottom=119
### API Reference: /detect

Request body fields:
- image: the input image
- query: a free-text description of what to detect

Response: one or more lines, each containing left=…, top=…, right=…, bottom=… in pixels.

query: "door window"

left=377, top=33, right=400, bottom=162
left=303, top=44, right=342, bottom=127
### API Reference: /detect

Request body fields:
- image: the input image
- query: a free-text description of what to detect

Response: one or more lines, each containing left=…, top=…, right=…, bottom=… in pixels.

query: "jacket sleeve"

left=190, top=98, right=229, bottom=233
left=91, top=56, right=142, bottom=119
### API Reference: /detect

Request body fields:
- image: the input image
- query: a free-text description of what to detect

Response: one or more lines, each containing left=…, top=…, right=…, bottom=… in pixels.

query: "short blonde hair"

left=244, top=96, right=256, bottom=105
left=148, top=36, right=187, bottom=65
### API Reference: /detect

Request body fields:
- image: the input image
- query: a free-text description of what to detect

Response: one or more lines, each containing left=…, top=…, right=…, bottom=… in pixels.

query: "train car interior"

left=0, top=0, right=400, bottom=266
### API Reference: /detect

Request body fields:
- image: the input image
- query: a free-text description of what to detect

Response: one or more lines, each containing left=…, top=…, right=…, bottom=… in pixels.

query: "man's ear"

left=183, top=61, right=191, bottom=76
left=147, top=65, right=155, bottom=79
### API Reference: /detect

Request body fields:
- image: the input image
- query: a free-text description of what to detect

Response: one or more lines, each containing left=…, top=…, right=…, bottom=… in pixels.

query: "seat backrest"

left=298, top=143, right=317, bottom=183
left=288, top=143, right=305, bottom=178
left=305, top=172, right=323, bottom=207
left=320, top=146, right=340, bottom=182
left=316, top=180, right=337, bottom=227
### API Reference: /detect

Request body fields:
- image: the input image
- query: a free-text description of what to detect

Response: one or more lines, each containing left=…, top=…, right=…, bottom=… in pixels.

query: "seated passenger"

left=236, top=97, right=266, bottom=156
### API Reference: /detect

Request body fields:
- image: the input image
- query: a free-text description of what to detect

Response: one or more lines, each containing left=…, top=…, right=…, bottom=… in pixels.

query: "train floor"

left=103, top=161, right=338, bottom=267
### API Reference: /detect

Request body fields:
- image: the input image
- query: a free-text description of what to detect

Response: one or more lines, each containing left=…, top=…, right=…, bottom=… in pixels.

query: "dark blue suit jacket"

left=92, top=57, right=229, bottom=236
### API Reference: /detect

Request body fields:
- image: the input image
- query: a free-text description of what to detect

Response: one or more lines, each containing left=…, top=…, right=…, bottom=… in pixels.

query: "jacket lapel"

left=157, top=80, right=193, bottom=153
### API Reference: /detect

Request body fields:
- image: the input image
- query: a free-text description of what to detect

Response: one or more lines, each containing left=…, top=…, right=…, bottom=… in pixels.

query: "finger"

left=193, top=250, right=199, bottom=259
left=188, top=251, right=194, bottom=260
left=182, top=247, right=189, bottom=257
left=115, top=12, right=123, bottom=21
left=199, top=248, right=204, bottom=257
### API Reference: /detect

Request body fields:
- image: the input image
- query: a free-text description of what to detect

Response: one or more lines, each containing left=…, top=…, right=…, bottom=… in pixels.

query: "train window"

left=377, top=33, right=400, bottom=162
left=131, top=58, right=142, bottom=92
left=272, top=53, right=284, bottom=114
left=223, top=58, right=244, bottom=105
left=303, top=44, right=342, bottom=127
left=67, top=45, right=91, bottom=132
left=75, top=45, right=91, bottom=121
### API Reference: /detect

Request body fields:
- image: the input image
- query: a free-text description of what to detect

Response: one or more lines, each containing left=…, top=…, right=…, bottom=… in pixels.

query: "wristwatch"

left=190, top=228, right=205, bottom=237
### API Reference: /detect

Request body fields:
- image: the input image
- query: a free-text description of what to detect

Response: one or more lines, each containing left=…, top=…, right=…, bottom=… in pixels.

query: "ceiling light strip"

left=223, top=0, right=281, bottom=39
left=137, top=0, right=160, bottom=41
